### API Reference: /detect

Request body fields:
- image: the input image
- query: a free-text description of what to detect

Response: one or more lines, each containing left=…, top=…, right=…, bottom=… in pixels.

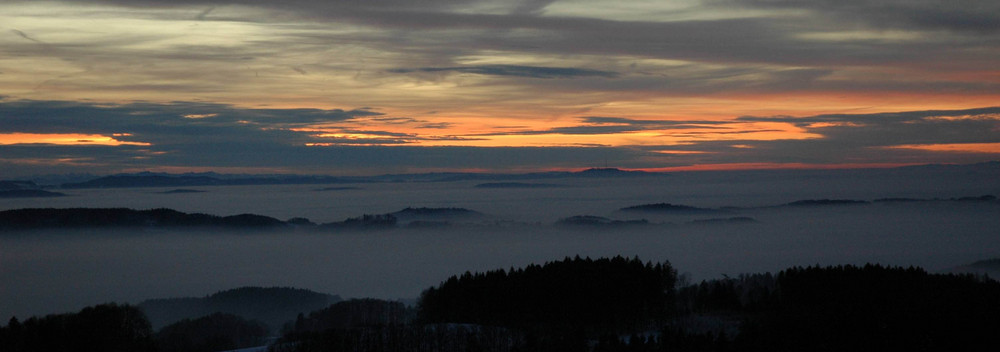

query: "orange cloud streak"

left=883, top=143, right=1000, bottom=153
left=0, top=133, right=150, bottom=146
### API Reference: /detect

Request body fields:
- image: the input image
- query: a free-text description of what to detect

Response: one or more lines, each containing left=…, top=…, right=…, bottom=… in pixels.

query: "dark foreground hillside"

left=2, top=258, right=999, bottom=352
left=0, top=304, right=156, bottom=352
left=273, top=259, right=1000, bottom=352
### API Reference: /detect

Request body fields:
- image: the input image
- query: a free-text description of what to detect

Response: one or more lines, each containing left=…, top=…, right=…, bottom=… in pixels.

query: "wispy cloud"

left=10, top=29, right=42, bottom=43
left=388, top=65, right=618, bottom=79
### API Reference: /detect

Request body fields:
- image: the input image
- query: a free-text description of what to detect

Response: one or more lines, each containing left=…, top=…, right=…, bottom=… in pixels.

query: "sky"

left=1, top=0, right=998, bottom=177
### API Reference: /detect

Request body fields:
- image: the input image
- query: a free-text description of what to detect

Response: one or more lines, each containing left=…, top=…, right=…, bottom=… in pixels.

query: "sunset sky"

left=1, top=0, right=998, bottom=177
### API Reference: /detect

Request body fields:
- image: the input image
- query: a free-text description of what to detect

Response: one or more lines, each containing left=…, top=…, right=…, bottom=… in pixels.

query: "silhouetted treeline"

left=676, top=273, right=777, bottom=314
left=0, top=304, right=155, bottom=352
left=419, top=256, right=677, bottom=332
left=555, top=216, right=650, bottom=227
left=320, top=214, right=398, bottom=230
left=278, top=261, right=1000, bottom=352
left=2, top=304, right=282, bottom=352
left=7, top=260, right=1000, bottom=352
left=292, top=299, right=410, bottom=332
left=531, top=264, right=1000, bottom=352
left=392, top=207, right=482, bottom=217
left=272, top=256, right=676, bottom=352
left=282, top=299, right=604, bottom=351
left=275, top=299, right=527, bottom=352
left=156, top=313, right=267, bottom=352
left=319, top=207, right=486, bottom=230
left=0, top=208, right=286, bottom=230
left=619, top=203, right=717, bottom=213
left=735, top=264, right=1000, bottom=351
left=0, top=207, right=486, bottom=232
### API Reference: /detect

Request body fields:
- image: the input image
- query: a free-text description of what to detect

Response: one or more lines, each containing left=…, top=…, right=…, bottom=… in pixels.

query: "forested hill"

left=138, top=287, right=341, bottom=331
left=0, top=180, right=66, bottom=198
left=0, top=207, right=491, bottom=231
left=0, top=208, right=286, bottom=230
left=418, top=255, right=676, bottom=332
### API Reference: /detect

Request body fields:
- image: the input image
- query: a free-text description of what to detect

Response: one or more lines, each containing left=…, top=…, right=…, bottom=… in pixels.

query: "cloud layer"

left=0, top=1, right=998, bottom=175
left=1, top=98, right=996, bottom=176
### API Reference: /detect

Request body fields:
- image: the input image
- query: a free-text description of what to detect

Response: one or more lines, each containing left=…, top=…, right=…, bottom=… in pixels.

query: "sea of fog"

left=2, top=167, right=999, bottom=320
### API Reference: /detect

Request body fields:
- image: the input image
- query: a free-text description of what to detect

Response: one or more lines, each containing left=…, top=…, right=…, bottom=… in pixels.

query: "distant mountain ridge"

left=0, top=180, right=41, bottom=191
left=60, top=174, right=354, bottom=189
left=0, top=189, right=67, bottom=198
left=0, top=180, right=67, bottom=198
left=54, top=168, right=659, bottom=189
left=12, top=160, right=1000, bottom=188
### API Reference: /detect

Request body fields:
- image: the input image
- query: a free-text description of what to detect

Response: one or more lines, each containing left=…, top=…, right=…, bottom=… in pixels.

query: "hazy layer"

left=2, top=168, right=998, bottom=320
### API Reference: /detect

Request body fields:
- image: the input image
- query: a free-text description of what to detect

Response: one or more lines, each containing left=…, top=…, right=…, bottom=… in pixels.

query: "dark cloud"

left=194, top=6, right=214, bottom=20
left=651, top=107, right=1000, bottom=165
left=0, top=100, right=380, bottom=134
left=22, top=0, right=996, bottom=71
left=716, top=0, right=1000, bottom=33
left=334, top=129, right=418, bottom=138
left=542, top=125, right=645, bottom=135
left=257, top=6, right=993, bottom=71
left=580, top=117, right=731, bottom=127
left=418, top=122, right=453, bottom=129
left=367, top=117, right=422, bottom=124
left=511, top=0, right=557, bottom=15
left=479, top=116, right=733, bottom=136
left=736, top=107, right=1000, bottom=125
left=6, top=0, right=995, bottom=101
left=0, top=100, right=381, bottom=153
left=388, top=65, right=619, bottom=79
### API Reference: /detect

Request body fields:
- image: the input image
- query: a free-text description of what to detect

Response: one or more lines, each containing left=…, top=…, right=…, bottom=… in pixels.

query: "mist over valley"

left=2, top=163, right=998, bottom=323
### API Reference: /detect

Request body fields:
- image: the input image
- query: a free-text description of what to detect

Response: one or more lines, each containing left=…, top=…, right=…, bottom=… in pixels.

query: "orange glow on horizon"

left=0, top=133, right=150, bottom=146
left=650, top=150, right=712, bottom=155
left=883, top=143, right=1000, bottom=153
left=299, top=120, right=822, bottom=148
